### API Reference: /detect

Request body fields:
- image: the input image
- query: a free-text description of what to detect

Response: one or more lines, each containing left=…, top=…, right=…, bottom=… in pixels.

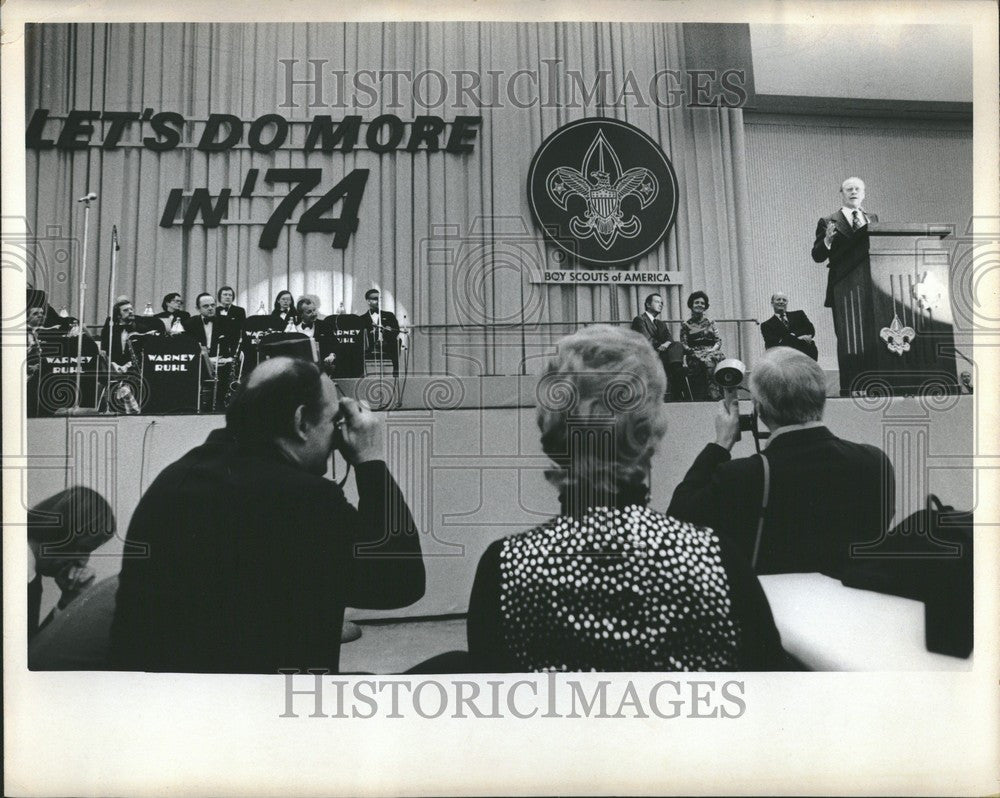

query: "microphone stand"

left=102, top=225, right=121, bottom=414
left=72, top=194, right=96, bottom=410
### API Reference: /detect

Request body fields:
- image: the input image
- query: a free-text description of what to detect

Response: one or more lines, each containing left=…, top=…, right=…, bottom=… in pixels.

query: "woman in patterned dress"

left=465, top=324, right=784, bottom=672
left=681, top=290, right=726, bottom=401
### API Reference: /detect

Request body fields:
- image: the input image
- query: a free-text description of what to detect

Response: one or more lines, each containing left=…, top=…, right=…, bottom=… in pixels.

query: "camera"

left=712, top=358, right=770, bottom=452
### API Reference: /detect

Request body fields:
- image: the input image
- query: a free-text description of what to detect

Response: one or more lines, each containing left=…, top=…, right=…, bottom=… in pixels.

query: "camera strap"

left=751, top=452, right=771, bottom=570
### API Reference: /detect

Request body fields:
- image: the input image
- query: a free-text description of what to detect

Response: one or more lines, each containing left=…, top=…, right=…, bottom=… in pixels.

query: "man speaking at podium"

left=811, top=177, right=879, bottom=309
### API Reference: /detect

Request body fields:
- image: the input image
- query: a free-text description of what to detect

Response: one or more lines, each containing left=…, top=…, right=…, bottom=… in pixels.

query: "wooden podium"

left=831, top=223, right=958, bottom=395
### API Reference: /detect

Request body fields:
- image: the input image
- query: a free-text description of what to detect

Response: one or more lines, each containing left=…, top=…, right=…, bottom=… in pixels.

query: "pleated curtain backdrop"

left=25, top=22, right=751, bottom=376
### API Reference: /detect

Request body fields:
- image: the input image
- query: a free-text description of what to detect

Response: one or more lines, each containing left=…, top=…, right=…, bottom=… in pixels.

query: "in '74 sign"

left=160, top=168, right=368, bottom=250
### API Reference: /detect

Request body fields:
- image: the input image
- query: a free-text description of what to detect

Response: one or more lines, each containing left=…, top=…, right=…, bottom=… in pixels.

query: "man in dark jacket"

left=811, top=176, right=879, bottom=309
left=630, top=293, right=687, bottom=401
left=760, top=292, right=818, bottom=360
left=110, top=357, right=426, bottom=673
left=669, top=347, right=894, bottom=578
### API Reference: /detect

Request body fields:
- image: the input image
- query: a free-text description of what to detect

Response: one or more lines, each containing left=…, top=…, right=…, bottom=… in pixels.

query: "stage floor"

left=23, top=394, right=976, bottom=621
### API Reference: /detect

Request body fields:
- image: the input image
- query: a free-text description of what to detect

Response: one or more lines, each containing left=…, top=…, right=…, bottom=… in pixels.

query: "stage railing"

left=405, top=318, right=759, bottom=377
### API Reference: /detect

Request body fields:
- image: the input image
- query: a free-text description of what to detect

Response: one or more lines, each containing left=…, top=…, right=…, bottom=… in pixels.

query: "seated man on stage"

left=26, top=305, right=70, bottom=416
left=295, top=297, right=337, bottom=374
left=630, top=293, right=686, bottom=401
left=668, top=348, right=895, bottom=579
left=100, top=299, right=160, bottom=413
left=182, top=293, right=236, bottom=355
left=110, top=357, right=427, bottom=673
left=183, top=293, right=237, bottom=411
left=760, top=292, right=818, bottom=360
left=362, top=288, right=400, bottom=376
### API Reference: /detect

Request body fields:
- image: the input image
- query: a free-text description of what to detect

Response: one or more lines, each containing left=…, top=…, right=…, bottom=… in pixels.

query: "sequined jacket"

left=467, top=504, right=784, bottom=672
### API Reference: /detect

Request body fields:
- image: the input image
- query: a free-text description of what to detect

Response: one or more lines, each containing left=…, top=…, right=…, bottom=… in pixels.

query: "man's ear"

left=293, top=405, right=309, bottom=441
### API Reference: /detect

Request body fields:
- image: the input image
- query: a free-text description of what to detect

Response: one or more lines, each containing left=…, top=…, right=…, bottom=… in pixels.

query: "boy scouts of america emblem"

left=527, top=118, right=678, bottom=266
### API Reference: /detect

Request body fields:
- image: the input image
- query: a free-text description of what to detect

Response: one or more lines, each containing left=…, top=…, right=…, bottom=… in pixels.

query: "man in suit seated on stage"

left=668, top=347, right=895, bottom=579
left=296, top=297, right=337, bottom=374
left=215, top=285, right=246, bottom=333
left=760, top=292, right=818, bottom=360
left=630, top=293, right=687, bottom=401
left=182, top=293, right=236, bottom=356
left=110, top=357, right=427, bottom=673
left=362, top=288, right=400, bottom=376
left=811, top=176, right=879, bottom=309
left=100, top=299, right=161, bottom=369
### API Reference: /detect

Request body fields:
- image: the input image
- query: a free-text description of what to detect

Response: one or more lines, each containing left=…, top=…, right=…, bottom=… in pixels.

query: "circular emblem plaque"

left=527, top=117, right=679, bottom=267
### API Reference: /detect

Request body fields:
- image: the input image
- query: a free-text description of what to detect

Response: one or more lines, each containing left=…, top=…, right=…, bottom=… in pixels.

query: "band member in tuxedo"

left=100, top=299, right=158, bottom=413
left=154, top=292, right=190, bottom=335
left=216, top=285, right=246, bottom=333
left=182, top=293, right=235, bottom=355
left=630, top=293, right=686, bottom=401
left=271, top=290, right=297, bottom=329
left=184, top=293, right=236, bottom=411
left=760, top=292, right=818, bottom=360
left=26, top=306, right=48, bottom=377
left=362, top=288, right=400, bottom=376
left=101, top=299, right=160, bottom=368
left=297, top=297, right=338, bottom=374
left=811, top=177, right=879, bottom=309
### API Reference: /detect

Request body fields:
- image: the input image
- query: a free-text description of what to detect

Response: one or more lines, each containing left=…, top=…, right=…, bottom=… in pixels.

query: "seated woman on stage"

left=270, top=290, right=297, bottom=330
left=465, top=325, right=784, bottom=672
left=154, top=292, right=189, bottom=335
left=681, top=290, right=726, bottom=401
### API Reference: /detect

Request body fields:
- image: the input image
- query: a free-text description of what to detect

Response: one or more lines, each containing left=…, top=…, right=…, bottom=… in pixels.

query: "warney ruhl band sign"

left=527, top=118, right=678, bottom=266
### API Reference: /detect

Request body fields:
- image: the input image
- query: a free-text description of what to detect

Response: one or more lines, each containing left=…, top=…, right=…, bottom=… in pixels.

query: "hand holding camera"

left=714, top=398, right=741, bottom=451
left=333, top=396, right=383, bottom=465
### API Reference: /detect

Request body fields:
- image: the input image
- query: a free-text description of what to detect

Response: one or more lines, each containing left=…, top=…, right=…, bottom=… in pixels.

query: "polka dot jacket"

left=467, top=505, right=785, bottom=672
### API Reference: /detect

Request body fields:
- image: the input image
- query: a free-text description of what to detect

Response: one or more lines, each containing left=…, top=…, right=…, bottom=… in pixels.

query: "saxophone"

left=222, top=332, right=244, bottom=408
left=115, top=327, right=143, bottom=413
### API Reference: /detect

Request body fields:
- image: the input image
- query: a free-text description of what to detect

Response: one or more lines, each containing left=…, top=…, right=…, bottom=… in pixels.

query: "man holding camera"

left=111, top=357, right=426, bottom=673
left=668, top=348, right=894, bottom=578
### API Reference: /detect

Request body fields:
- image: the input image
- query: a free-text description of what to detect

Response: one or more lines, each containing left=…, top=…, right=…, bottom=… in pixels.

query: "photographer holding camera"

left=111, top=357, right=426, bottom=673
left=668, top=347, right=895, bottom=578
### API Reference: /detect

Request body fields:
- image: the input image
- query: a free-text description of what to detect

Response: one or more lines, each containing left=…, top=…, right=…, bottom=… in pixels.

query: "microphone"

left=77, top=192, right=98, bottom=203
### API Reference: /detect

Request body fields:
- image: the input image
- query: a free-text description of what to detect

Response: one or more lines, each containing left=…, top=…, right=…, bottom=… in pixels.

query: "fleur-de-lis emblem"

left=545, top=131, right=658, bottom=251
left=880, top=313, right=916, bottom=355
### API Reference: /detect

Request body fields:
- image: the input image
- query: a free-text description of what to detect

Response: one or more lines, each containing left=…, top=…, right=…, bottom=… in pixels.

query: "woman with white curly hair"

left=466, top=324, right=785, bottom=672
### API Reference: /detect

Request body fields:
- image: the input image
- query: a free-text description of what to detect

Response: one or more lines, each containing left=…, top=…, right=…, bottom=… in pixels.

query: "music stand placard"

left=35, top=335, right=100, bottom=415
left=141, top=336, right=201, bottom=414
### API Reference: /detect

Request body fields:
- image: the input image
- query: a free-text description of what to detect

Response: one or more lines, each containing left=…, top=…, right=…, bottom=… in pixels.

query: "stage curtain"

left=25, top=22, right=752, bottom=376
